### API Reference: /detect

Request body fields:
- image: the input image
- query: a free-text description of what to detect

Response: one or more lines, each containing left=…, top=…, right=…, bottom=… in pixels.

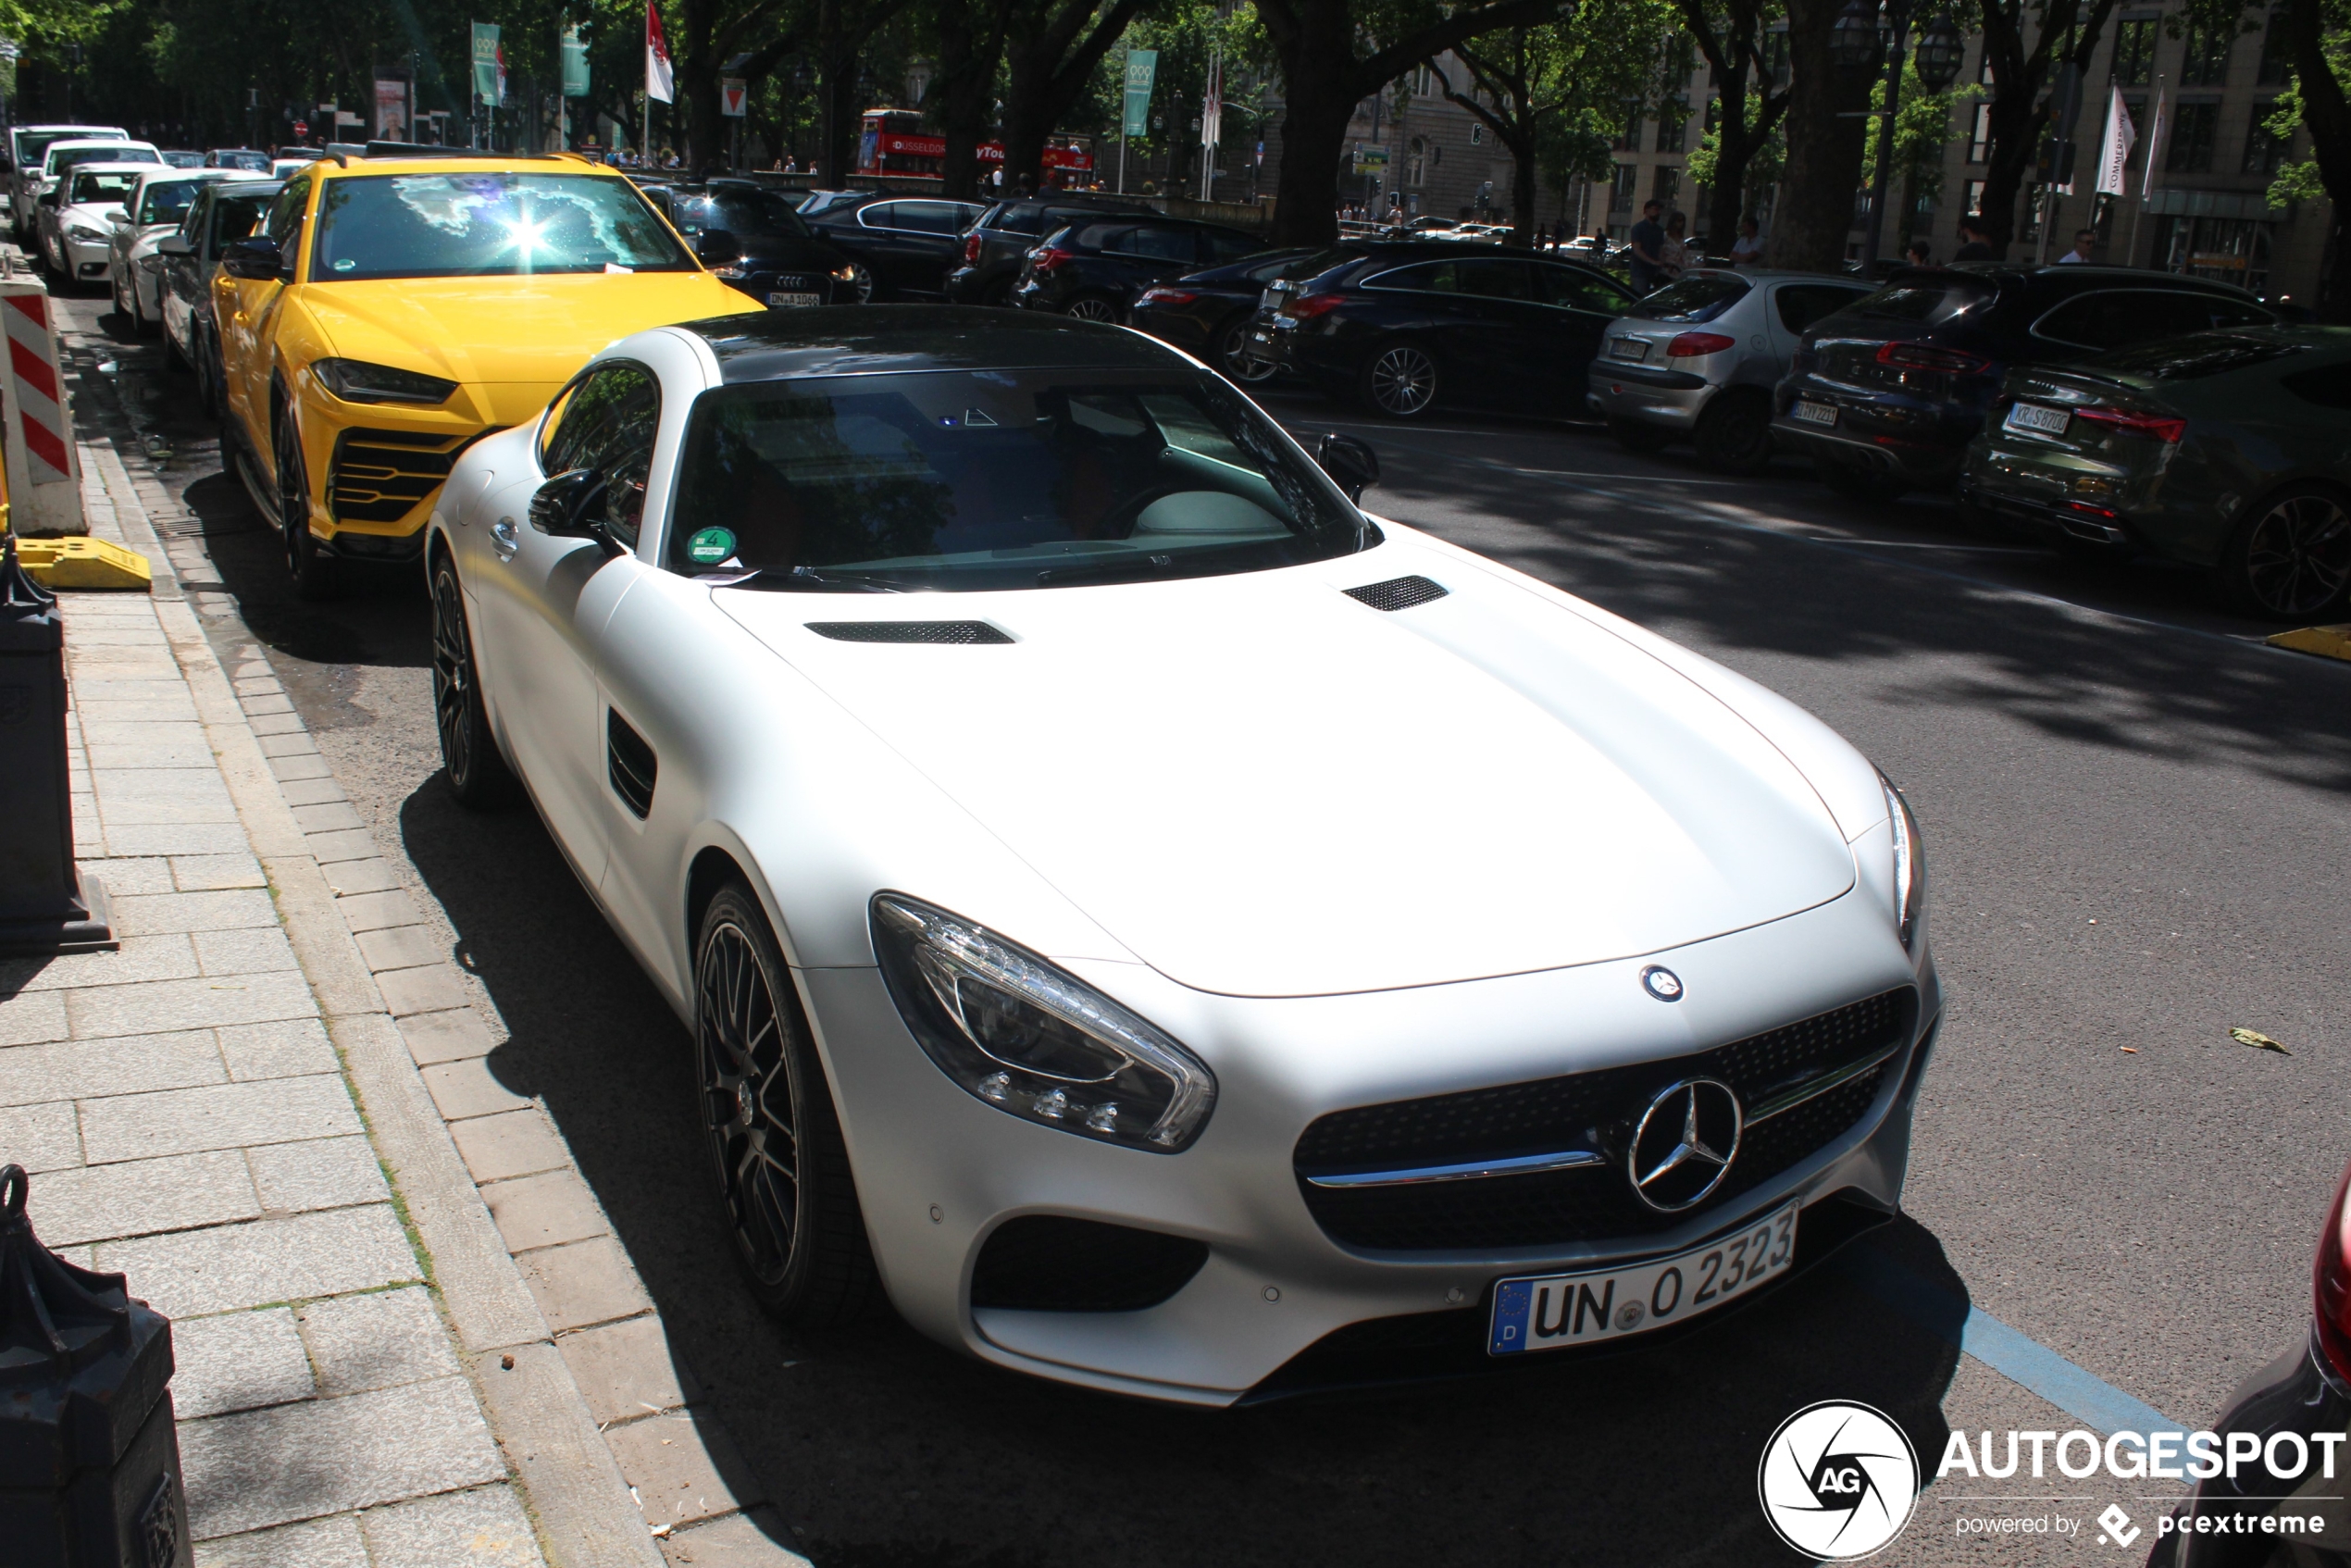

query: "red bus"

left=857, top=109, right=1096, bottom=182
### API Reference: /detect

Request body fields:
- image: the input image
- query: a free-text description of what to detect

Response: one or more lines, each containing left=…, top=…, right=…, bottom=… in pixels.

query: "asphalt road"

left=53, top=282, right=2351, bottom=1568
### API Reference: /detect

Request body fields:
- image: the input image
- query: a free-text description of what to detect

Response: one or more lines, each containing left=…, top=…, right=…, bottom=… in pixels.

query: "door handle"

left=491, top=516, right=519, bottom=561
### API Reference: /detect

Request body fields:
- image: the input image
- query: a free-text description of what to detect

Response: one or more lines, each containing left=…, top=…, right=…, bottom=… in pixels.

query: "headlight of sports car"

left=872, top=894, right=1216, bottom=1152
left=1881, top=771, right=1924, bottom=951
left=312, top=357, right=458, bottom=406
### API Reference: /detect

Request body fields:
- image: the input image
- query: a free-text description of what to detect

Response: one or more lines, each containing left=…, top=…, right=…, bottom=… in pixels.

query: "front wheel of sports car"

left=695, top=883, right=877, bottom=1325
left=1361, top=342, right=1438, bottom=417
left=2220, top=483, right=2351, bottom=621
left=276, top=404, right=338, bottom=601
left=429, top=555, right=516, bottom=807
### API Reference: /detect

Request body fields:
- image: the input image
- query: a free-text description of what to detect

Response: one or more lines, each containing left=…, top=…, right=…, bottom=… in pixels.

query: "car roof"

left=64, top=162, right=165, bottom=179
left=308, top=152, right=619, bottom=180
left=1672, top=268, right=1872, bottom=284
left=46, top=139, right=155, bottom=153
left=1901, top=261, right=2261, bottom=299
left=22, top=124, right=129, bottom=134
left=683, top=304, right=1192, bottom=382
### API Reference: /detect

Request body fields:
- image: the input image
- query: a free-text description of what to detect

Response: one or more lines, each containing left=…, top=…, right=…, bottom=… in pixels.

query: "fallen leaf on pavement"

left=2230, top=1027, right=2290, bottom=1055
left=2119, top=1047, right=2137, bottom=1053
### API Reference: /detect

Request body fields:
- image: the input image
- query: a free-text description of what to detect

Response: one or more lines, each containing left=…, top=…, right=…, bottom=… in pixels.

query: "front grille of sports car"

left=969, top=1216, right=1208, bottom=1312
left=328, top=427, right=479, bottom=526
left=1292, top=987, right=1915, bottom=1251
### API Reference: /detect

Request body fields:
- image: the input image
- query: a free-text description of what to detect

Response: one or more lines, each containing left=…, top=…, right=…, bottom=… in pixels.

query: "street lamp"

left=1851, top=2, right=1966, bottom=271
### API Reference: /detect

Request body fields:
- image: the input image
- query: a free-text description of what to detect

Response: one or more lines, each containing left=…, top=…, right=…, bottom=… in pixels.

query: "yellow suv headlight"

left=313, top=357, right=458, bottom=406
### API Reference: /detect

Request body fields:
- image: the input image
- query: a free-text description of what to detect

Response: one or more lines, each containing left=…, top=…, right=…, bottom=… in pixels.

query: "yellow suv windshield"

left=311, top=171, right=693, bottom=280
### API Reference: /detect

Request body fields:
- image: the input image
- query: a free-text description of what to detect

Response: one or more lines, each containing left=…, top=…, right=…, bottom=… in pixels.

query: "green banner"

left=561, top=24, right=591, bottom=97
left=471, top=22, right=501, bottom=106
left=1122, top=49, right=1157, bottom=138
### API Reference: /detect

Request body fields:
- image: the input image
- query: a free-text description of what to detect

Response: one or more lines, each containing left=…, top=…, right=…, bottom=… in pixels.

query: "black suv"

left=1012, top=216, right=1268, bottom=321
left=638, top=180, right=863, bottom=306
left=792, top=192, right=987, bottom=301
left=944, top=195, right=1160, bottom=306
left=1772, top=264, right=2274, bottom=500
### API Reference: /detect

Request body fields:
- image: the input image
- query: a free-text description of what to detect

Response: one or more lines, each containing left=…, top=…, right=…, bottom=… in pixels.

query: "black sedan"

left=795, top=193, right=987, bottom=301
left=943, top=194, right=1158, bottom=306
left=1250, top=242, right=1637, bottom=417
left=1959, top=327, right=2351, bottom=620
left=1128, top=246, right=1325, bottom=382
left=2146, top=1152, right=2351, bottom=1565
left=641, top=180, right=864, bottom=306
left=1772, top=264, right=2275, bottom=502
left=1010, top=216, right=1269, bottom=322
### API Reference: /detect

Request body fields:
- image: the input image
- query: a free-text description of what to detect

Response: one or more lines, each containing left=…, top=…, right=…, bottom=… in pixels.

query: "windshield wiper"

left=1035, top=554, right=1180, bottom=588
left=704, top=567, right=913, bottom=593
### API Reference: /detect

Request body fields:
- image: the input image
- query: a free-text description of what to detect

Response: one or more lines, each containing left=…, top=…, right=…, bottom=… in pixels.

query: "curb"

left=81, top=436, right=669, bottom=1568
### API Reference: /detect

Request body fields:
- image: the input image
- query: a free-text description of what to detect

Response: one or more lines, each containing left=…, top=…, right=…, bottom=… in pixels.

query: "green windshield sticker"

left=686, top=527, right=737, bottom=565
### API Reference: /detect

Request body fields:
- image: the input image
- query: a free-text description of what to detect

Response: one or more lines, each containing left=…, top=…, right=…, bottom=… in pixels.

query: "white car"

left=109, top=168, right=258, bottom=332
left=40, top=162, right=159, bottom=289
left=427, top=309, right=1940, bottom=1404
left=7, top=123, right=130, bottom=239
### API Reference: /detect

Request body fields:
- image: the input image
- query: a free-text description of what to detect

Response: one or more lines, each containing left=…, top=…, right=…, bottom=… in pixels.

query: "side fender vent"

left=606, top=709, right=657, bottom=820
left=1343, top=575, right=1449, bottom=612
left=804, top=621, right=1014, bottom=644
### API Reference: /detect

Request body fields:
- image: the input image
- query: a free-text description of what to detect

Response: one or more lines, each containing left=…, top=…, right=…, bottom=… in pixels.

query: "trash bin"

left=0, top=533, right=114, bottom=955
left=0, top=1163, right=190, bottom=1567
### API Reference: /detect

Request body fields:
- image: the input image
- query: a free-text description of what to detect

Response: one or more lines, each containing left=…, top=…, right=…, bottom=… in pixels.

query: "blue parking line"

left=1837, top=1249, right=2184, bottom=1436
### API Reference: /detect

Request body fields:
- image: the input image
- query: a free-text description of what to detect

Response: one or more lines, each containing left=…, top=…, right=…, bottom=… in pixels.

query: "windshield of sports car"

left=310, top=172, right=693, bottom=280
left=666, top=370, right=1370, bottom=590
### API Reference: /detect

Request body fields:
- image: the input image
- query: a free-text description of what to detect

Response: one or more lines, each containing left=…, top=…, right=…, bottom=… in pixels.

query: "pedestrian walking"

left=1729, top=216, right=1764, bottom=267
left=1662, top=210, right=1692, bottom=280
left=2059, top=228, right=2097, bottom=264
left=1953, top=217, right=1995, bottom=260
left=1627, top=199, right=1669, bottom=293
left=1905, top=237, right=1933, bottom=267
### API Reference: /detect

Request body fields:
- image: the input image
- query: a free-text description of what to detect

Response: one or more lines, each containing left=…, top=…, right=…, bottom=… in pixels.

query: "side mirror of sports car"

left=219, top=238, right=282, bottom=280
left=529, top=468, right=610, bottom=541
left=1315, top=432, right=1380, bottom=504
left=696, top=228, right=741, bottom=266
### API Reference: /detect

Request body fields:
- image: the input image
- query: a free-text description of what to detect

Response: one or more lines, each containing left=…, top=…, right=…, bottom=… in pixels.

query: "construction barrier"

left=0, top=278, right=84, bottom=537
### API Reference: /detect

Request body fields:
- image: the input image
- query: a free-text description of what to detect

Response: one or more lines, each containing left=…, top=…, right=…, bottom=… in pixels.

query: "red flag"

left=646, top=4, right=675, bottom=104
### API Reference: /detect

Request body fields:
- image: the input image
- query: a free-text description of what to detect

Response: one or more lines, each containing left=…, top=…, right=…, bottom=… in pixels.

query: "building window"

left=1964, top=179, right=1987, bottom=218
left=2258, top=5, right=2294, bottom=85
left=1969, top=103, right=1993, bottom=163
left=1612, top=100, right=1644, bottom=152
left=2110, top=18, right=2157, bottom=86
left=2181, top=19, right=2230, bottom=86
left=2167, top=100, right=2220, bottom=171
left=1408, top=135, right=1426, bottom=186
left=1411, top=64, right=1435, bottom=97
left=1611, top=162, right=1637, bottom=214
left=1652, top=166, right=1681, bottom=207
left=1659, top=99, right=1690, bottom=154
left=2244, top=100, right=2288, bottom=174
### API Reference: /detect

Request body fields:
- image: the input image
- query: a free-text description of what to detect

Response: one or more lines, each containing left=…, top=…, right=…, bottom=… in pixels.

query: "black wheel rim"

left=1370, top=347, right=1435, bottom=415
left=1067, top=297, right=1115, bottom=321
left=1714, top=406, right=1769, bottom=466
left=2245, top=494, right=2351, bottom=617
left=848, top=265, right=873, bottom=304
left=698, top=920, right=799, bottom=1285
left=277, top=420, right=306, bottom=576
left=430, top=567, right=475, bottom=788
left=1222, top=322, right=1275, bottom=383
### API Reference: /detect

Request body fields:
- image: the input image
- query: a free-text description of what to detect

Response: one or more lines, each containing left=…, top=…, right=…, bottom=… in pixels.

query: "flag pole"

left=2129, top=75, right=2164, bottom=268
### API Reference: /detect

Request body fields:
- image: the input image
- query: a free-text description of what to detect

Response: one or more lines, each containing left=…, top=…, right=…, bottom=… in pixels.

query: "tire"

left=1217, top=316, right=1276, bottom=384
left=111, top=269, right=131, bottom=321
left=1815, top=458, right=1909, bottom=504
left=1693, top=391, right=1774, bottom=476
left=429, top=554, right=516, bottom=807
left=1064, top=293, right=1119, bottom=323
left=840, top=261, right=875, bottom=304
left=1359, top=341, right=1439, bottom=417
left=133, top=283, right=158, bottom=338
left=275, top=402, right=338, bottom=600
left=163, top=320, right=187, bottom=373
left=694, top=882, right=877, bottom=1326
left=1608, top=415, right=1674, bottom=455
left=2218, top=482, right=2351, bottom=621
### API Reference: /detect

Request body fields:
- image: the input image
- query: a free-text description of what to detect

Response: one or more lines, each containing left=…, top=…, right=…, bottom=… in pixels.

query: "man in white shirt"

left=2058, top=229, right=2097, bottom=264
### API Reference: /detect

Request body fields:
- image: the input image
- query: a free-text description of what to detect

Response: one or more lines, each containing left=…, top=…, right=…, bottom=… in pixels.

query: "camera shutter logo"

left=1757, top=1400, right=1920, bottom=1560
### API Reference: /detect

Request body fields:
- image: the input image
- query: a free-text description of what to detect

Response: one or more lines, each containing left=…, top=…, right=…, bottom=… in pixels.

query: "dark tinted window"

left=1107, top=225, right=1200, bottom=262
left=1775, top=283, right=1871, bottom=332
left=1537, top=265, right=1635, bottom=313
left=2092, top=332, right=2307, bottom=380
left=1364, top=260, right=1462, bottom=292
left=1454, top=258, right=1536, bottom=299
left=207, top=190, right=273, bottom=254
left=2283, top=362, right=2351, bottom=409
left=672, top=188, right=810, bottom=239
left=2036, top=290, right=2273, bottom=350
left=541, top=363, right=660, bottom=548
left=1633, top=272, right=1748, bottom=321
left=1201, top=229, right=1263, bottom=265
left=1854, top=277, right=1994, bottom=324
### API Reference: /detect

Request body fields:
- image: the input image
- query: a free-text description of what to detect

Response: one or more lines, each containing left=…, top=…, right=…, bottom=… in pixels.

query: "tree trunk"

left=1708, top=111, right=1759, bottom=248
left=1508, top=131, right=1539, bottom=246
left=1766, top=0, right=1872, bottom=269
left=1268, top=65, right=1355, bottom=244
left=2285, top=0, right=2351, bottom=320
left=1974, top=90, right=2042, bottom=256
left=929, top=0, right=1004, bottom=199
left=1001, top=0, right=1151, bottom=191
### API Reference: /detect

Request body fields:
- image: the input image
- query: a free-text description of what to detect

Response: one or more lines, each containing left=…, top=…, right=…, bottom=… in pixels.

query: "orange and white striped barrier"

left=0, top=279, right=84, bottom=535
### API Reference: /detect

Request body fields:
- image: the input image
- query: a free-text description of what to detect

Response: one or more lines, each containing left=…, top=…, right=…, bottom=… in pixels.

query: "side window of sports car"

left=540, top=363, right=660, bottom=549
left=264, top=179, right=307, bottom=243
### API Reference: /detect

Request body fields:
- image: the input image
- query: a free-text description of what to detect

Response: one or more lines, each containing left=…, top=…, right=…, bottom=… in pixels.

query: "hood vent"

left=1343, top=576, right=1448, bottom=612
left=805, top=621, right=1014, bottom=645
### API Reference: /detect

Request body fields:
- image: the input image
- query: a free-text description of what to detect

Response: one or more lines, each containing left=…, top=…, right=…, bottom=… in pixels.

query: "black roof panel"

left=682, top=304, right=1195, bottom=381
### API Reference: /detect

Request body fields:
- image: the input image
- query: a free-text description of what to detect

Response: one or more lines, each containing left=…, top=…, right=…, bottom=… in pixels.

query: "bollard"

left=0, top=533, right=113, bottom=954
left=0, top=1164, right=193, bottom=1567
left=0, top=279, right=85, bottom=538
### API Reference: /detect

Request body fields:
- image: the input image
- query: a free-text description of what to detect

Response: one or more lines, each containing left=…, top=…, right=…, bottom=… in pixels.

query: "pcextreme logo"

left=1758, top=1400, right=1922, bottom=1560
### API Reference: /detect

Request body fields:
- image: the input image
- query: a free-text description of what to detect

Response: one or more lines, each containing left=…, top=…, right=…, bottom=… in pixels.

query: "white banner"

left=2096, top=87, right=2137, bottom=196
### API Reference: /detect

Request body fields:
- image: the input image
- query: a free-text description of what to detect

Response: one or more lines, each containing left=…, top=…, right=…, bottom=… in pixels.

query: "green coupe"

left=1958, top=325, right=2351, bottom=620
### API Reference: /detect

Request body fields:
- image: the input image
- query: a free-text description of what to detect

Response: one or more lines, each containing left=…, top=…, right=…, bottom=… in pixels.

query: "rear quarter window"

left=1776, top=284, right=1871, bottom=333
left=1854, top=277, right=1994, bottom=326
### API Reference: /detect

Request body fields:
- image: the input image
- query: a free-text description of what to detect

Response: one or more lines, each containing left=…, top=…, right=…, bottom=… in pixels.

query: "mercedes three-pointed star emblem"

left=1627, top=1077, right=1744, bottom=1212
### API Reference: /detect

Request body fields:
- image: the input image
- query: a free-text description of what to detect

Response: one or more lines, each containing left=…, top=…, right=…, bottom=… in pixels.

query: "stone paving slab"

left=194, top=1513, right=371, bottom=1568
left=172, top=1306, right=316, bottom=1420
left=604, top=1413, right=763, bottom=1532
left=96, top=1204, right=419, bottom=1317
left=80, top=1074, right=362, bottom=1163
left=31, top=1148, right=261, bottom=1246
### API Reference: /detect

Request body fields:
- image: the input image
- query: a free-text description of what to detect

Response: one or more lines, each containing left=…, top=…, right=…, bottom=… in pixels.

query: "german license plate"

left=2004, top=401, right=2071, bottom=436
left=1791, top=399, right=1838, bottom=428
left=1488, top=1201, right=1798, bottom=1355
left=767, top=292, right=822, bottom=308
left=1607, top=337, right=1648, bottom=362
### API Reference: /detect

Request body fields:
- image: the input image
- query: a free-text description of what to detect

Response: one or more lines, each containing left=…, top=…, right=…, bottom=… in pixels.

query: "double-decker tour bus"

left=857, top=109, right=1097, bottom=183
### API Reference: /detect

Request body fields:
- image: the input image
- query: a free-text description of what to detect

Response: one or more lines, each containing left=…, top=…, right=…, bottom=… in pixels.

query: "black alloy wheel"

left=1608, top=415, right=1674, bottom=455
left=1694, top=391, right=1774, bottom=476
left=694, top=882, right=877, bottom=1325
left=1064, top=293, right=1120, bottom=323
left=1218, top=317, right=1277, bottom=384
left=429, top=555, right=516, bottom=806
left=275, top=404, right=336, bottom=599
left=1815, top=457, right=1909, bottom=504
left=2223, top=483, right=2351, bottom=621
left=1362, top=342, right=1438, bottom=417
left=840, top=261, right=875, bottom=304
